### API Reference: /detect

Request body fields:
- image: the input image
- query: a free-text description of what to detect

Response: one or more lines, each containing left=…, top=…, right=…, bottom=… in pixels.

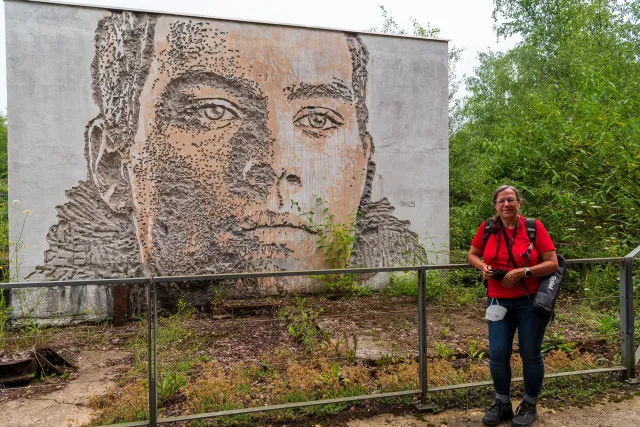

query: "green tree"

left=450, top=0, right=640, bottom=258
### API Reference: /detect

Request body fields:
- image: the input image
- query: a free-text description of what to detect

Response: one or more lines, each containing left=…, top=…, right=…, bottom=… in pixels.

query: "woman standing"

left=468, top=185, right=559, bottom=427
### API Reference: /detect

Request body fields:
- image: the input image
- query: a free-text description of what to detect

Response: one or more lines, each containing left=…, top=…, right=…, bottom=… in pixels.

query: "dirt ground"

left=0, top=294, right=637, bottom=426
left=345, top=395, right=640, bottom=426
left=0, top=349, right=128, bottom=427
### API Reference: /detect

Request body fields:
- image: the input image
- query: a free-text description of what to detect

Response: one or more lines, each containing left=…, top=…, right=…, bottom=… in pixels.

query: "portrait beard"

left=140, top=121, right=300, bottom=276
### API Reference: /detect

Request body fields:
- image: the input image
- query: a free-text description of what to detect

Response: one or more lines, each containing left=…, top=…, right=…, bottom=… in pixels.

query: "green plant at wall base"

left=326, top=273, right=372, bottom=296
left=13, top=288, right=47, bottom=345
left=0, top=189, right=8, bottom=282
left=386, top=271, right=419, bottom=297
left=292, top=197, right=368, bottom=295
left=0, top=114, right=7, bottom=180
left=292, top=196, right=356, bottom=269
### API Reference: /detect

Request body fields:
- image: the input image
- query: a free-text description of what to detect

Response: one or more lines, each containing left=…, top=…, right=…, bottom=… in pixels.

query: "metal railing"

left=1, top=246, right=638, bottom=426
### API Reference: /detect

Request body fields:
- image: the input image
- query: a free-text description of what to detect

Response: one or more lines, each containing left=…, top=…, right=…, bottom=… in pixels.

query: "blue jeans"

left=487, top=296, right=551, bottom=398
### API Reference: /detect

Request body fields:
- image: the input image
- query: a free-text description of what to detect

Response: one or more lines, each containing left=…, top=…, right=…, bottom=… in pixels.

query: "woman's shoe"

left=511, top=401, right=538, bottom=426
left=482, top=399, right=514, bottom=426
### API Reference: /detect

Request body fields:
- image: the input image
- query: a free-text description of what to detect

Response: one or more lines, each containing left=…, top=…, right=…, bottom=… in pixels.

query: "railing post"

left=620, top=258, right=636, bottom=380
left=415, top=267, right=435, bottom=411
left=148, top=278, right=158, bottom=426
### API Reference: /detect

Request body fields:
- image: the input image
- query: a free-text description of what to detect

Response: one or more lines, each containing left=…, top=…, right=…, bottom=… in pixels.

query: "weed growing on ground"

left=158, top=371, right=188, bottom=402
left=278, top=297, right=323, bottom=352
left=385, top=271, right=419, bottom=297
left=597, top=313, right=619, bottom=338
left=434, top=341, right=455, bottom=359
left=542, top=330, right=579, bottom=353
left=466, top=340, right=485, bottom=360
left=13, top=289, right=47, bottom=347
left=130, top=298, right=204, bottom=374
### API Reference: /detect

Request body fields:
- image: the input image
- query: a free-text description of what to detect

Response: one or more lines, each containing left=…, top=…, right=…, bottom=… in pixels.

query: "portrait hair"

left=89, top=12, right=157, bottom=154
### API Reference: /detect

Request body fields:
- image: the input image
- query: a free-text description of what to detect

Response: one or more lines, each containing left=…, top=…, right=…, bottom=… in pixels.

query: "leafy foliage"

left=157, top=371, right=187, bottom=402
left=278, top=297, right=324, bottom=352
left=293, top=196, right=356, bottom=270
left=542, top=330, right=579, bottom=353
left=292, top=197, right=371, bottom=295
left=451, top=0, right=640, bottom=259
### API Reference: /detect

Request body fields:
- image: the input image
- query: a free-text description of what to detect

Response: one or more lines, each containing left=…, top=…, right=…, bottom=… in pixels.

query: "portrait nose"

left=263, top=102, right=305, bottom=211
left=265, top=168, right=303, bottom=212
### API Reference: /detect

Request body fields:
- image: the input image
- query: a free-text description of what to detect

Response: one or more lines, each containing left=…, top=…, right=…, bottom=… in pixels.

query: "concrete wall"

left=6, top=0, right=448, bottom=322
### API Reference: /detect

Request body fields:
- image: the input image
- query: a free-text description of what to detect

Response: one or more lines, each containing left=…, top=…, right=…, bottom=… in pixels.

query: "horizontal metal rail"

left=427, top=366, right=627, bottom=392
left=565, top=257, right=626, bottom=264
left=0, top=257, right=627, bottom=290
left=158, top=389, right=420, bottom=424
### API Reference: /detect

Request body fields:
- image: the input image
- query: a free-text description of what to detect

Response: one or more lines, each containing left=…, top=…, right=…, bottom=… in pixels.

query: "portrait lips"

left=238, top=213, right=318, bottom=257
left=239, top=213, right=315, bottom=235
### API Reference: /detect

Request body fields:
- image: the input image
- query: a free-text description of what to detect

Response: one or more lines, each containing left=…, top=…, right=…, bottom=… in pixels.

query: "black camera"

left=492, top=269, right=508, bottom=281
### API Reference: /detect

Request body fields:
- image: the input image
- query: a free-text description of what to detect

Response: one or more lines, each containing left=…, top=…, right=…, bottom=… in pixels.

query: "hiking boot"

left=482, top=399, right=514, bottom=426
left=511, top=401, right=538, bottom=426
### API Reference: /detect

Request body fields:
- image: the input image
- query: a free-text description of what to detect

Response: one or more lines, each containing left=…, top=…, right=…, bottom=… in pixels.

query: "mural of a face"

left=125, top=18, right=371, bottom=275
left=12, top=3, right=439, bottom=322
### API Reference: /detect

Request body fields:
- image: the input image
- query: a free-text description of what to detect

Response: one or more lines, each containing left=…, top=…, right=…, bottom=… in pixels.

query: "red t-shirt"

left=471, top=216, right=556, bottom=298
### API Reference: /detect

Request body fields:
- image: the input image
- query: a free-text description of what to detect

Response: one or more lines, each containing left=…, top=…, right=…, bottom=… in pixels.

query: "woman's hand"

left=481, top=264, right=494, bottom=280
left=502, top=268, right=524, bottom=288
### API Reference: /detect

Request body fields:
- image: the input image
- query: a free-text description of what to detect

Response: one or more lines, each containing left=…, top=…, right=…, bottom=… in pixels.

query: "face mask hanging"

left=485, top=298, right=507, bottom=322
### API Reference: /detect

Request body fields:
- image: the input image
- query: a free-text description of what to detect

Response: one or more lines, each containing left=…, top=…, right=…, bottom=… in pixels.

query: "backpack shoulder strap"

left=483, top=218, right=493, bottom=247
left=525, top=217, right=537, bottom=244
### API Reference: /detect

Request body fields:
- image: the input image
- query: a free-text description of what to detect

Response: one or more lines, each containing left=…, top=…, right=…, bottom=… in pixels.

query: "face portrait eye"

left=293, top=107, right=344, bottom=133
left=190, top=98, right=243, bottom=130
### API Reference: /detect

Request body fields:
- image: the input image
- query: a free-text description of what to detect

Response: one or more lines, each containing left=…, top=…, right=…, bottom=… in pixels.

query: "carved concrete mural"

left=6, top=1, right=449, bottom=321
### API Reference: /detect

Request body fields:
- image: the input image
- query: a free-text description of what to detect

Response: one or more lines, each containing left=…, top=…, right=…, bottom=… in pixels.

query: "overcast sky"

left=0, top=0, right=519, bottom=112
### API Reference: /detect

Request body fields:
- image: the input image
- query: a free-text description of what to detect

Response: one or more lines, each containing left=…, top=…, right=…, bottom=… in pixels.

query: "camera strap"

left=500, top=221, right=533, bottom=303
